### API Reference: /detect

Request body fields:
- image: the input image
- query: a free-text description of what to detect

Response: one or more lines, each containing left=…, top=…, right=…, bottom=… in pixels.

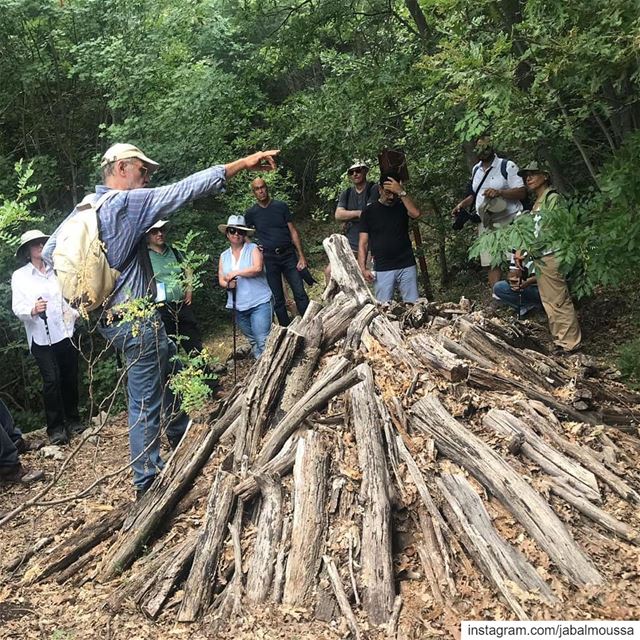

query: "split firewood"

left=236, top=326, right=302, bottom=464
left=323, top=234, right=374, bottom=306
left=100, top=400, right=239, bottom=581
left=323, top=555, right=362, bottom=640
left=518, top=400, right=640, bottom=504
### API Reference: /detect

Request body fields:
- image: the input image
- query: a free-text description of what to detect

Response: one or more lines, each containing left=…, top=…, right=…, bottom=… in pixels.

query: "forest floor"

left=1, top=264, right=639, bottom=640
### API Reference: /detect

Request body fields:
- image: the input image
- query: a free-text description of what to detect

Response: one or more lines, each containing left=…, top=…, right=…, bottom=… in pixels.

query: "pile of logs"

left=15, top=235, right=640, bottom=634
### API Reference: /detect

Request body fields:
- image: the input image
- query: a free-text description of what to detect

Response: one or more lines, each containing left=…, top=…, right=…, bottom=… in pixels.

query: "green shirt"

left=148, top=245, right=184, bottom=302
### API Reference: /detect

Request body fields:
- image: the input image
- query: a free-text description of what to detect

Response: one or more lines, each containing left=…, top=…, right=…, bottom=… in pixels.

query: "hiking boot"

left=134, top=478, right=156, bottom=501
left=49, top=429, right=69, bottom=446
left=0, top=463, right=45, bottom=485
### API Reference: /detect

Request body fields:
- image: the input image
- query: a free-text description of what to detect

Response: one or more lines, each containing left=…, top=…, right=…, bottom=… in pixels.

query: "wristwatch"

left=398, top=190, right=407, bottom=197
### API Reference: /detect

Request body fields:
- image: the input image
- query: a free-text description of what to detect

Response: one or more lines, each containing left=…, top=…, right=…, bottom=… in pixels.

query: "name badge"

left=156, top=282, right=167, bottom=302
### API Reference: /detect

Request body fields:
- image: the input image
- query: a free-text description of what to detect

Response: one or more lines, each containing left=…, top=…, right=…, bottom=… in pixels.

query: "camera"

left=452, top=207, right=481, bottom=231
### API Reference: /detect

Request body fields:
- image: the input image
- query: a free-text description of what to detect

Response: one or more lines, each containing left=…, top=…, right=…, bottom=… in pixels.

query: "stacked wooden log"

left=18, top=234, right=640, bottom=633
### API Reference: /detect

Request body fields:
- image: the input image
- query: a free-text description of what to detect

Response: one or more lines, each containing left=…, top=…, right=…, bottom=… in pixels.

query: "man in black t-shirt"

left=244, top=178, right=309, bottom=326
left=358, top=171, right=422, bottom=303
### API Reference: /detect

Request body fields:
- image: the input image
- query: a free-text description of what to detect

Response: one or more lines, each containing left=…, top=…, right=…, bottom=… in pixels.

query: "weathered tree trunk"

left=323, top=234, right=374, bottom=306
left=283, top=432, right=329, bottom=606
left=349, top=363, right=396, bottom=625
left=178, top=470, right=236, bottom=622
left=246, top=474, right=284, bottom=604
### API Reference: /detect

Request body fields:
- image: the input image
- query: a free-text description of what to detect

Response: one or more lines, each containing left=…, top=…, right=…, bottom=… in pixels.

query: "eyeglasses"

left=149, top=228, right=166, bottom=234
left=139, top=165, right=149, bottom=177
left=227, top=227, right=247, bottom=236
left=348, top=168, right=364, bottom=176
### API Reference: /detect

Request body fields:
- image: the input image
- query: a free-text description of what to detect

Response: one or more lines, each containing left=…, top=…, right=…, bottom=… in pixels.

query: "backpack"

left=342, top=182, right=375, bottom=235
left=52, top=190, right=130, bottom=313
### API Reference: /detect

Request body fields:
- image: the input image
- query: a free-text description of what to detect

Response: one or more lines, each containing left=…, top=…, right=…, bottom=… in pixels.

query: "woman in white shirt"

left=11, top=230, right=81, bottom=445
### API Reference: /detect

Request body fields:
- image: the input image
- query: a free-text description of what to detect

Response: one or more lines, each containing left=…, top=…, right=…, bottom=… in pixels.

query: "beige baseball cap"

left=100, top=143, right=159, bottom=170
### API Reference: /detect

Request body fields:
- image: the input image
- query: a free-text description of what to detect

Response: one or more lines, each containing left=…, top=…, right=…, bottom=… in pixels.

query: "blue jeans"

left=235, top=301, right=273, bottom=359
left=264, top=251, right=309, bottom=326
left=0, top=399, right=22, bottom=469
left=493, top=280, right=542, bottom=316
left=374, top=265, right=419, bottom=303
left=98, top=314, right=189, bottom=490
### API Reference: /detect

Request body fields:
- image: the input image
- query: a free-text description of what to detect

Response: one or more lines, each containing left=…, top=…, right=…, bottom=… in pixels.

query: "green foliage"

left=169, top=348, right=219, bottom=416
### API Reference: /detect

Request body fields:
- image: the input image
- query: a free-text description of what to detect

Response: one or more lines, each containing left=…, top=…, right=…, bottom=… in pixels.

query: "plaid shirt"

left=44, top=165, right=226, bottom=309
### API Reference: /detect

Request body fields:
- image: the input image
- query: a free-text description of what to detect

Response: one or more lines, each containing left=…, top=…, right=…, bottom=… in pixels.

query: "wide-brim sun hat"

left=100, top=143, right=159, bottom=171
left=218, top=214, right=254, bottom=235
left=517, top=161, right=550, bottom=178
left=16, top=229, right=50, bottom=258
left=478, top=196, right=508, bottom=217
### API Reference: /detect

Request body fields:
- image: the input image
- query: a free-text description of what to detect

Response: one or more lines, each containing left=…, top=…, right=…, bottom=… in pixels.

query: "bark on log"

left=518, top=400, right=640, bottom=504
left=178, top=470, right=236, bottom=622
left=100, top=398, right=239, bottom=581
left=140, top=533, right=197, bottom=619
left=236, top=326, right=302, bottom=464
left=410, top=394, right=603, bottom=586
left=438, top=334, right=494, bottom=369
left=395, top=436, right=456, bottom=598
left=317, top=294, right=363, bottom=349
left=255, top=357, right=362, bottom=467
left=409, top=334, right=469, bottom=382
left=438, top=473, right=557, bottom=618
left=283, top=432, right=329, bottom=606
left=350, top=363, right=396, bottom=625
left=483, top=409, right=601, bottom=502
left=234, top=435, right=297, bottom=501
left=272, top=515, right=291, bottom=604
left=23, top=505, right=127, bottom=585
left=323, top=233, right=374, bottom=306
left=280, top=316, right=323, bottom=413
left=246, top=474, right=284, bottom=604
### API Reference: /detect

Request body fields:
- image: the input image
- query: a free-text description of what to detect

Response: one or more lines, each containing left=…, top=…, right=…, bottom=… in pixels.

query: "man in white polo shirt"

left=452, top=135, right=526, bottom=288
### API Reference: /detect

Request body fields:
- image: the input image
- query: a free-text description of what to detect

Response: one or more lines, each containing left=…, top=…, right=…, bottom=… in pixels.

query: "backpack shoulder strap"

left=171, top=246, right=184, bottom=263
left=500, top=158, right=509, bottom=181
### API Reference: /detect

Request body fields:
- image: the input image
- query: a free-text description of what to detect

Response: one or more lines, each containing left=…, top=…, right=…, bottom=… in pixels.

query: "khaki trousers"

left=535, top=253, right=581, bottom=351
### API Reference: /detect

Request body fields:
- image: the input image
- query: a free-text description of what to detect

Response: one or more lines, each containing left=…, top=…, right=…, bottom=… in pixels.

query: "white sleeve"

left=506, top=161, right=525, bottom=189
left=11, top=270, right=35, bottom=322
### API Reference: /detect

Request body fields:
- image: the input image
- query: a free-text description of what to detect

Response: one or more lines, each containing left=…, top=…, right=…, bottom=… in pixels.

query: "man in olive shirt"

left=358, top=172, right=422, bottom=303
left=146, top=219, right=203, bottom=355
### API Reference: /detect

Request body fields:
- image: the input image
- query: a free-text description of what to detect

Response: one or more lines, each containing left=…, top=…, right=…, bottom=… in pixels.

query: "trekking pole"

left=229, top=278, right=238, bottom=384
left=37, top=297, right=52, bottom=346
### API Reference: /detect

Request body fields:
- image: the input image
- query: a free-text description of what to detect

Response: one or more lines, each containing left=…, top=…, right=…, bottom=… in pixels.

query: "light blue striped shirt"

left=44, top=165, right=226, bottom=309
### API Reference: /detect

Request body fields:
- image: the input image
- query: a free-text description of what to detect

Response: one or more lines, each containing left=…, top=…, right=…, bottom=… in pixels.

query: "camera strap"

left=471, top=165, right=493, bottom=210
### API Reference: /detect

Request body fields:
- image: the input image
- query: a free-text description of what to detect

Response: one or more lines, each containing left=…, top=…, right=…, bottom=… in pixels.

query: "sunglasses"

left=227, top=227, right=247, bottom=236
left=348, top=167, right=364, bottom=176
